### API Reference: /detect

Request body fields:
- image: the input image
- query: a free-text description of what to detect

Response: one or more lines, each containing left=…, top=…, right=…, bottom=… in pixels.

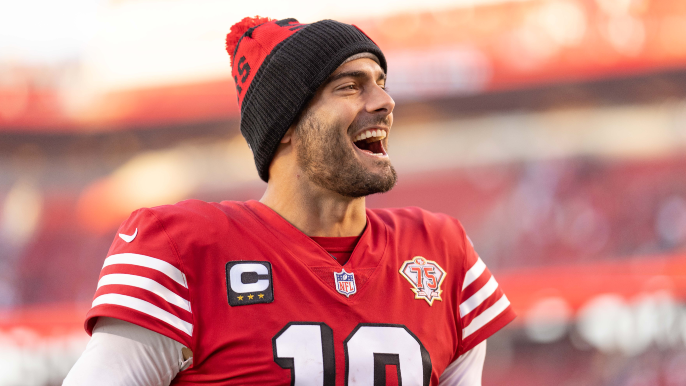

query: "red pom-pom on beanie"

left=226, top=16, right=272, bottom=66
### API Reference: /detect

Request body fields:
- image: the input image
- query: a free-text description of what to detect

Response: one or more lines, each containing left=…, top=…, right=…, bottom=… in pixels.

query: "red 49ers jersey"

left=85, top=200, right=515, bottom=385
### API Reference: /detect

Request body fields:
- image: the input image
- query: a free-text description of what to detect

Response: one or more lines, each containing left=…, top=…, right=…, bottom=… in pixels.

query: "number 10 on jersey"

left=272, top=322, right=432, bottom=386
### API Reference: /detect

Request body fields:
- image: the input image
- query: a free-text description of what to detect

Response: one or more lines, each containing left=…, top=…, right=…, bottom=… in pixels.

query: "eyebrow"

left=323, top=70, right=386, bottom=87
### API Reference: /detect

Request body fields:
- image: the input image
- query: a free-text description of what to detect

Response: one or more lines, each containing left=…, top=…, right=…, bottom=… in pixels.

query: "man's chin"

left=330, top=165, right=398, bottom=198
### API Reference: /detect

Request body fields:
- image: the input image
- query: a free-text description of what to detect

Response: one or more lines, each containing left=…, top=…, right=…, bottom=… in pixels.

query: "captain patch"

left=226, top=261, right=274, bottom=306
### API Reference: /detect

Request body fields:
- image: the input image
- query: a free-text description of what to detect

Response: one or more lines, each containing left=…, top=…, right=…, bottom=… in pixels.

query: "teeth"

left=353, top=129, right=387, bottom=142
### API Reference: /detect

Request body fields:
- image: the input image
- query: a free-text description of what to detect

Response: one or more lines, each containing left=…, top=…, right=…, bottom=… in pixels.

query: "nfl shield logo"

left=334, top=269, right=357, bottom=297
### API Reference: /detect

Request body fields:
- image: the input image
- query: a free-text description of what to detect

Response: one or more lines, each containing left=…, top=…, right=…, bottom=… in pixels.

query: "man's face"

left=293, top=58, right=397, bottom=198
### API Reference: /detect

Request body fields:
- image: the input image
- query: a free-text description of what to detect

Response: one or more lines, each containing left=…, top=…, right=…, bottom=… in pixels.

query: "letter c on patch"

left=229, top=263, right=269, bottom=293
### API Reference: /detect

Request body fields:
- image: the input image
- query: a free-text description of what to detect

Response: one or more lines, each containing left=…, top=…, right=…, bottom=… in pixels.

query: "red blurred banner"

left=2, top=0, right=686, bottom=131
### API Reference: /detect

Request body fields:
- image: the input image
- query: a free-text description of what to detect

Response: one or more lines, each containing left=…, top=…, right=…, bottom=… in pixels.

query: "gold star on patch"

left=258, top=293, right=264, bottom=299
left=237, top=295, right=244, bottom=301
left=248, top=294, right=254, bottom=300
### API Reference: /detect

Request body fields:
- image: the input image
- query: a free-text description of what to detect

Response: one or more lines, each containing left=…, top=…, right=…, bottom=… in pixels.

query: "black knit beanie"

left=225, top=17, right=387, bottom=182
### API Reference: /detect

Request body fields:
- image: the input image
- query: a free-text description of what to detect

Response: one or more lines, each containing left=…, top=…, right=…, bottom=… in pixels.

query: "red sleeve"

left=84, top=208, right=194, bottom=348
left=456, top=227, right=516, bottom=355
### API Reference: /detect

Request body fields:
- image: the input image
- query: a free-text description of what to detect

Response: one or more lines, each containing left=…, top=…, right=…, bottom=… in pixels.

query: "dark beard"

left=294, top=111, right=398, bottom=198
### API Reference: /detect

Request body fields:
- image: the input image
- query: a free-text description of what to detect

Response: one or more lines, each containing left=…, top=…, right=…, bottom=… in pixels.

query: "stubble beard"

left=294, top=110, right=398, bottom=198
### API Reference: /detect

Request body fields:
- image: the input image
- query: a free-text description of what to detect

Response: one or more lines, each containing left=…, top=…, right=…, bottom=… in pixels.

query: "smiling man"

left=63, top=17, right=515, bottom=386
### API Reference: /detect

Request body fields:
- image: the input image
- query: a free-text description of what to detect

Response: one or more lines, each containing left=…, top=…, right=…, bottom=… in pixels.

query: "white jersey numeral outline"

left=273, top=323, right=432, bottom=386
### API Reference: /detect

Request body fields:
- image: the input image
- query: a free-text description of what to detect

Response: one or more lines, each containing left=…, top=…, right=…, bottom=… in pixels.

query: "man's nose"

left=366, top=83, right=395, bottom=116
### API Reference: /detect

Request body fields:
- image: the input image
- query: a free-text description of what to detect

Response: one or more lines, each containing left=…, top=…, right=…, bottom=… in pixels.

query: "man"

left=64, top=17, right=515, bottom=385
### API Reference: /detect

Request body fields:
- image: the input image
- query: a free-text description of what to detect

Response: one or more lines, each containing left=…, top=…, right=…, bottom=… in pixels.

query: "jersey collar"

left=242, top=200, right=388, bottom=270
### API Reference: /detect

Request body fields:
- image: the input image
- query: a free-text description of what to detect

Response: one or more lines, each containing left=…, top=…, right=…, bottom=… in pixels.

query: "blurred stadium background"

left=2, top=0, right=686, bottom=384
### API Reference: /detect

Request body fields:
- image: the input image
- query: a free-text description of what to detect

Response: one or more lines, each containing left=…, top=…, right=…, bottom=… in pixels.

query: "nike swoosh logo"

left=119, top=228, right=138, bottom=243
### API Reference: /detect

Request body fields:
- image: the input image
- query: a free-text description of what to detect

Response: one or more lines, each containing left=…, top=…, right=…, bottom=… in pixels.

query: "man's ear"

left=281, top=127, right=294, bottom=144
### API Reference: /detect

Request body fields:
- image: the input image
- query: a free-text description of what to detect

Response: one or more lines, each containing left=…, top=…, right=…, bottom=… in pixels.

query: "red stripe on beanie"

left=229, top=18, right=307, bottom=108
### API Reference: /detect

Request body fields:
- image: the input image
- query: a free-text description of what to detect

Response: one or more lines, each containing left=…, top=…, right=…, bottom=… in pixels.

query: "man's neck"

left=259, top=178, right=367, bottom=237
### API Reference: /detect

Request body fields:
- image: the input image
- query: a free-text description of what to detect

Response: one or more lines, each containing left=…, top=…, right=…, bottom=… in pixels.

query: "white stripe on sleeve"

left=462, top=257, right=486, bottom=290
left=103, top=253, right=188, bottom=288
left=92, top=293, right=193, bottom=337
left=459, top=276, right=498, bottom=317
left=97, top=274, right=192, bottom=313
left=462, top=295, right=510, bottom=339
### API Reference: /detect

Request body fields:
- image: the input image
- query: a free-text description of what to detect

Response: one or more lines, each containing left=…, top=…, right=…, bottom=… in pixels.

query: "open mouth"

left=352, top=129, right=387, bottom=157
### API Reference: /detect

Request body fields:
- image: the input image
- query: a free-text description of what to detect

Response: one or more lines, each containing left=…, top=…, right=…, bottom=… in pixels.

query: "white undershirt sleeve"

left=438, top=340, right=487, bottom=386
left=63, top=317, right=191, bottom=386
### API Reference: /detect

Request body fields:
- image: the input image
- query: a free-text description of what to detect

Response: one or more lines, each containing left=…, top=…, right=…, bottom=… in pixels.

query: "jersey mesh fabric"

left=83, top=200, right=514, bottom=384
